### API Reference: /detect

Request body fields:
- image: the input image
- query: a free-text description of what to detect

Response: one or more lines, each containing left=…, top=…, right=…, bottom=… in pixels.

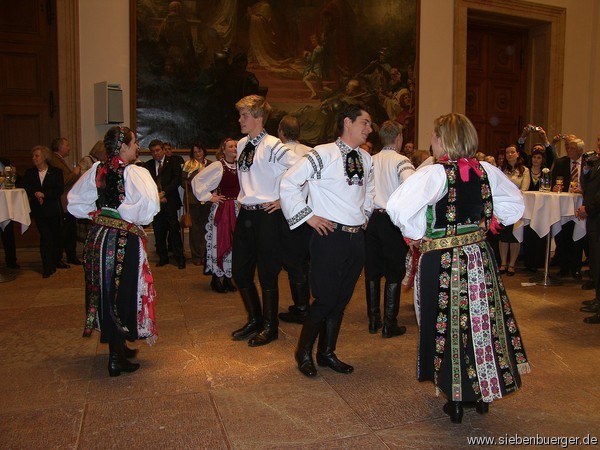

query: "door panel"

left=466, top=24, right=527, bottom=156
left=0, top=0, right=58, bottom=248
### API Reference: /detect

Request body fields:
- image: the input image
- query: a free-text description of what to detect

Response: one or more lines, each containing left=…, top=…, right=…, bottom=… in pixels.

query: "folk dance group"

left=67, top=95, right=530, bottom=424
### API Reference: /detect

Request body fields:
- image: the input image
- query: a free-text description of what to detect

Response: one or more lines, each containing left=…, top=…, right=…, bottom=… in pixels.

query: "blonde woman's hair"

left=32, top=145, right=53, bottom=163
left=433, top=113, right=478, bottom=160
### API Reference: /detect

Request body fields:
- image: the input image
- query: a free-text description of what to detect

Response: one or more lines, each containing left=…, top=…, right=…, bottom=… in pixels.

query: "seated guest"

left=21, top=146, right=64, bottom=278
left=499, top=145, right=530, bottom=275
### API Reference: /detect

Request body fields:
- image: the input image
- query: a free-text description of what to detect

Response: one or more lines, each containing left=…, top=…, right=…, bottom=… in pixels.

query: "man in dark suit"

left=551, top=138, right=584, bottom=278
left=577, top=144, right=600, bottom=324
left=144, top=139, right=186, bottom=269
left=0, top=156, right=19, bottom=269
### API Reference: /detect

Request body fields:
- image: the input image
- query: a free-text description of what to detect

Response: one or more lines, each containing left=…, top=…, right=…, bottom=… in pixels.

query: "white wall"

left=77, top=0, right=600, bottom=155
left=417, top=0, right=600, bottom=152
left=79, top=0, right=131, bottom=155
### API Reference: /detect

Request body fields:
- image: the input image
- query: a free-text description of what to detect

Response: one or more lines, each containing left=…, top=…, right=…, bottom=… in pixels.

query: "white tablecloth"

left=0, top=188, right=31, bottom=233
left=513, top=191, right=585, bottom=242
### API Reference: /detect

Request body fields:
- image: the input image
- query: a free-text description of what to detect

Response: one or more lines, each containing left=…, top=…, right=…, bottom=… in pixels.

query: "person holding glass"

left=387, top=112, right=530, bottom=424
left=68, top=126, right=160, bottom=377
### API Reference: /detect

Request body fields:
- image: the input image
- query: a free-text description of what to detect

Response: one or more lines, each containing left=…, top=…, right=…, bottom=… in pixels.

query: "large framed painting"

left=130, top=0, right=418, bottom=150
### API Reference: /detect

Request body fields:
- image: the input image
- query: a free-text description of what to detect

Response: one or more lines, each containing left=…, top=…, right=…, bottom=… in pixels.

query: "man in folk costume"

left=231, top=95, right=301, bottom=347
left=281, top=103, right=375, bottom=377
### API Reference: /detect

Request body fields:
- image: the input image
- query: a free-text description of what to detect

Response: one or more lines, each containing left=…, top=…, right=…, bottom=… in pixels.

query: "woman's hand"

left=211, top=194, right=225, bottom=204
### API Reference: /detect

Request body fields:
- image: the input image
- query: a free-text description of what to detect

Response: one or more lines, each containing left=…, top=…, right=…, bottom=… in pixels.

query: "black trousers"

left=232, top=208, right=282, bottom=290
left=588, top=228, right=600, bottom=301
left=34, top=215, right=62, bottom=273
left=365, top=211, right=407, bottom=283
left=62, top=211, right=78, bottom=260
left=280, top=216, right=311, bottom=285
left=307, top=228, right=364, bottom=324
left=153, top=207, right=184, bottom=263
left=554, top=222, right=583, bottom=273
left=1, top=220, right=17, bottom=265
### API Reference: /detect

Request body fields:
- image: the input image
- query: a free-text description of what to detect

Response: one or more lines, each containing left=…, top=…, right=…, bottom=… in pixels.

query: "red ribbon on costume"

left=439, top=156, right=483, bottom=182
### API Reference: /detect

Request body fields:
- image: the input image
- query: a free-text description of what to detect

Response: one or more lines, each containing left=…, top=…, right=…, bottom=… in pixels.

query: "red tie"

left=571, top=161, right=579, bottom=185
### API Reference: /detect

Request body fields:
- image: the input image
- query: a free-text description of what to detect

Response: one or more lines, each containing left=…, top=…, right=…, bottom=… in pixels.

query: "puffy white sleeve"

left=280, top=156, right=316, bottom=230
left=67, top=161, right=102, bottom=219
left=482, top=162, right=525, bottom=226
left=191, top=162, right=224, bottom=202
left=386, top=164, right=448, bottom=240
left=361, top=151, right=375, bottom=219
left=119, top=165, right=160, bottom=225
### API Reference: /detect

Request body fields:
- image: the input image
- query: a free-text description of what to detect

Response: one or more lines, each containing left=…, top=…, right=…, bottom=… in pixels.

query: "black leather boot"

left=123, top=342, right=138, bottom=359
left=232, top=285, right=263, bottom=340
left=223, top=276, right=237, bottom=292
left=279, top=282, right=310, bottom=324
left=211, top=274, right=228, bottom=293
left=316, top=317, right=353, bottom=373
left=443, top=400, right=464, bottom=423
left=366, top=280, right=382, bottom=334
left=476, top=401, right=490, bottom=414
left=381, top=282, right=406, bottom=338
left=108, top=342, right=140, bottom=377
left=294, top=317, right=322, bottom=377
left=248, top=289, right=279, bottom=347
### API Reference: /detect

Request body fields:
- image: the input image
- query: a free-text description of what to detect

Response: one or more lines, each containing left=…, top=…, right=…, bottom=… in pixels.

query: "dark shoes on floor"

left=156, top=259, right=169, bottom=267
left=580, top=302, right=600, bottom=313
left=443, top=401, right=464, bottom=424
left=56, top=261, right=70, bottom=269
left=67, top=257, right=82, bottom=265
left=583, top=313, right=600, bottom=324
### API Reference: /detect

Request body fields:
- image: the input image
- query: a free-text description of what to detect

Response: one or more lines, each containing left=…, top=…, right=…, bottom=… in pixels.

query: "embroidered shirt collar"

left=249, top=130, right=267, bottom=147
left=335, top=138, right=359, bottom=156
left=381, top=146, right=396, bottom=152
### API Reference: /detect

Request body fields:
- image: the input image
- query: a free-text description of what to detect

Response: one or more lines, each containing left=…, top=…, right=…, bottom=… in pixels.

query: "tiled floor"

left=1, top=245, right=599, bottom=449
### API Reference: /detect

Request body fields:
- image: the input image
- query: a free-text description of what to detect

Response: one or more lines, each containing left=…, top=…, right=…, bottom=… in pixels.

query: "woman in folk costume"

left=68, top=126, right=160, bottom=377
left=387, top=113, right=530, bottom=423
left=192, top=138, right=240, bottom=293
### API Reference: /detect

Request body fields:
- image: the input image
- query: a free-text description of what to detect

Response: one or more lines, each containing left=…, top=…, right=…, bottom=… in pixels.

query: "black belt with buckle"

left=241, top=202, right=270, bottom=211
left=373, top=208, right=387, bottom=213
left=332, top=222, right=362, bottom=233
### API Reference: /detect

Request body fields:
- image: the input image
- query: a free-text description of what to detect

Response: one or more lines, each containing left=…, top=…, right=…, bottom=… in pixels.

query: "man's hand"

left=264, top=200, right=281, bottom=214
left=307, top=215, right=335, bottom=236
left=576, top=205, right=587, bottom=220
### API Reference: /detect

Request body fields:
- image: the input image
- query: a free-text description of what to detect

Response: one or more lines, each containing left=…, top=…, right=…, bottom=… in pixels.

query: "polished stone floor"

left=1, top=245, right=599, bottom=449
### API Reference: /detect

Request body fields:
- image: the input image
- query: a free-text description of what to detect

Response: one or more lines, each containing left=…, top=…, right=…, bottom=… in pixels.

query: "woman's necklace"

left=531, top=168, right=541, bottom=176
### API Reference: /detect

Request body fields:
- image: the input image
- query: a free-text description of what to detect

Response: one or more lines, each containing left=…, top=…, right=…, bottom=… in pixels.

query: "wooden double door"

left=466, top=24, right=528, bottom=157
left=1, top=0, right=59, bottom=248
left=0, top=0, right=59, bottom=172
